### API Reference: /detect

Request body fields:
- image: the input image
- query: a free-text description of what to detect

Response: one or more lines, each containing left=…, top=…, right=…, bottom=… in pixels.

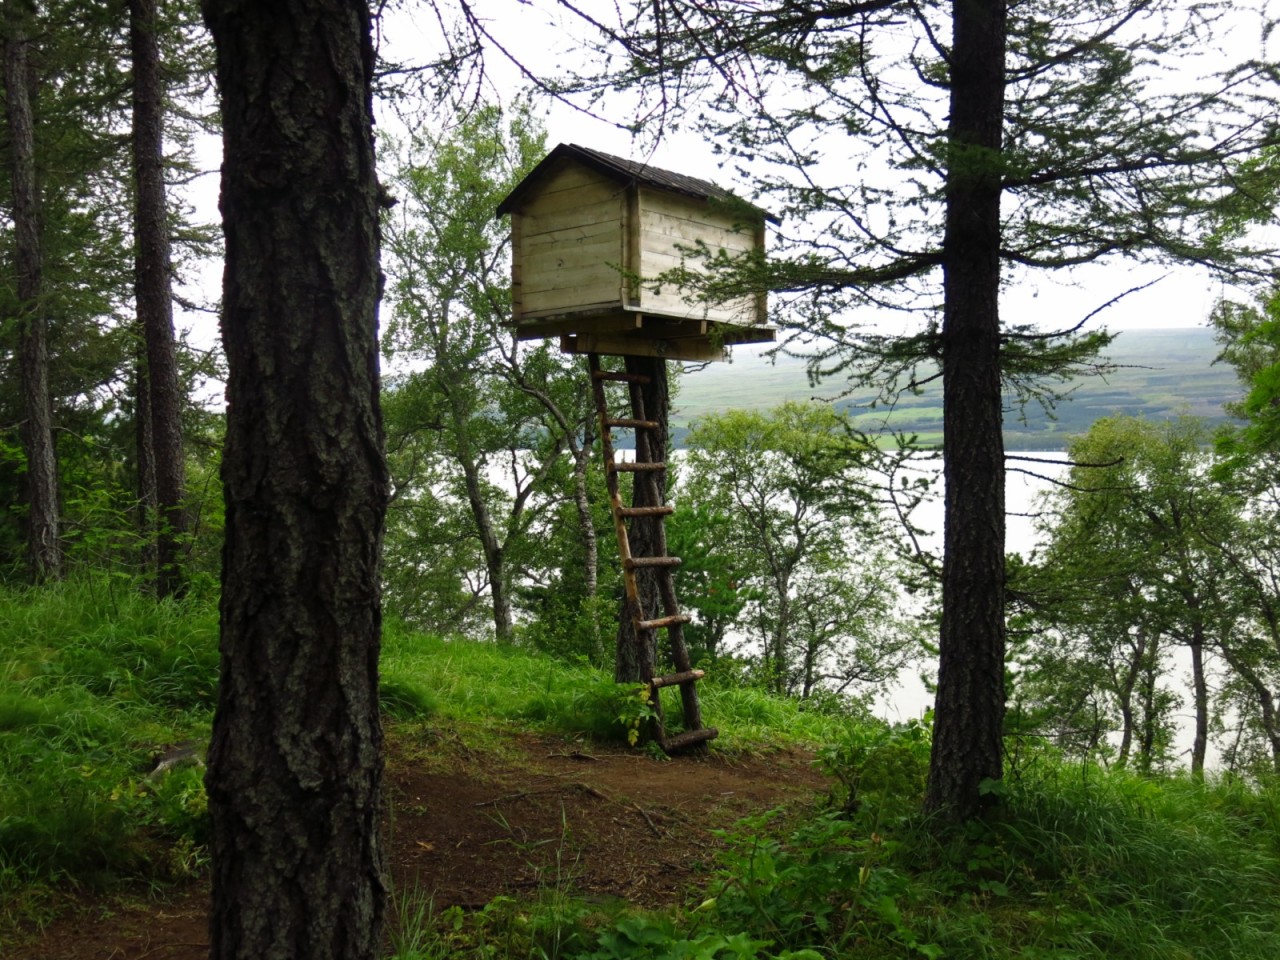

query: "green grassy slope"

left=4, top=580, right=1279, bottom=959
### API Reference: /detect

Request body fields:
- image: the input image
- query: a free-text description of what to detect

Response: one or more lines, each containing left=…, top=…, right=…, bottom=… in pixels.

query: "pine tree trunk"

left=925, top=0, right=1008, bottom=821
left=615, top=355, right=668, bottom=684
left=135, top=356, right=158, bottom=576
left=202, top=2, right=388, bottom=958
left=4, top=5, right=62, bottom=583
left=130, top=0, right=187, bottom=598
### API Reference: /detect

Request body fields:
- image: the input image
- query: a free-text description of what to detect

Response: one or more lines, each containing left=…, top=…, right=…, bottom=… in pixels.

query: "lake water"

left=870, top=453, right=1209, bottom=767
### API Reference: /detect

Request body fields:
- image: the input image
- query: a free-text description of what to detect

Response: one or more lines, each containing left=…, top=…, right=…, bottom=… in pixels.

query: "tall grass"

left=380, top=617, right=861, bottom=749
left=0, top=578, right=219, bottom=926
left=6, top=585, right=1280, bottom=960
left=941, top=764, right=1280, bottom=958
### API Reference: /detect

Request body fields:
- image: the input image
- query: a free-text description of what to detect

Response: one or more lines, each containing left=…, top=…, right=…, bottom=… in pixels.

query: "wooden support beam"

left=626, top=556, right=682, bottom=569
left=562, top=333, right=727, bottom=363
left=650, top=668, right=704, bottom=688
left=636, top=614, right=693, bottom=631
left=662, top=727, right=719, bottom=752
left=618, top=505, right=674, bottom=518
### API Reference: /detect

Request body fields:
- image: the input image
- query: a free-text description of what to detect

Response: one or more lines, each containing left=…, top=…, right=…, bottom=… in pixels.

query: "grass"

left=381, top=617, right=857, bottom=751
left=4, top=578, right=1280, bottom=959
left=0, top=578, right=218, bottom=931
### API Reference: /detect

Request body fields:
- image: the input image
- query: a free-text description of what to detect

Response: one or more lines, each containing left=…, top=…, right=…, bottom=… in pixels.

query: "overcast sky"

left=376, top=1, right=1278, bottom=334
left=181, top=2, right=1277, bottom=357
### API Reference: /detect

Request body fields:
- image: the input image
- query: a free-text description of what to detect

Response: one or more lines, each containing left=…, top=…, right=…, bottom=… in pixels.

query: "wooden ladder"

left=588, top=353, right=718, bottom=754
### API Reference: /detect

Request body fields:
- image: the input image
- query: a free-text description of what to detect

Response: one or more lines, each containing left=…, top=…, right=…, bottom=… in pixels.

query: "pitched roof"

left=495, top=142, right=780, bottom=224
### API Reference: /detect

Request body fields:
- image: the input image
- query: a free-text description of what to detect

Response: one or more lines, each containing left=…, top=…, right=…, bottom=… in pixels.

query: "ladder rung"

left=605, top=418, right=661, bottom=430
left=619, top=505, right=675, bottom=518
left=626, top=556, right=682, bottom=569
left=592, top=370, right=651, bottom=384
left=662, top=727, right=719, bottom=752
left=611, top=461, right=666, bottom=473
left=636, top=614, right=693, bottom=631
left=650, top=668, right=704, bottom=689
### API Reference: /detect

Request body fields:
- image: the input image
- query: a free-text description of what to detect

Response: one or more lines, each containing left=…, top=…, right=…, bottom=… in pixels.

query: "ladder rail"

left=588, top=352, right=715, bottom=754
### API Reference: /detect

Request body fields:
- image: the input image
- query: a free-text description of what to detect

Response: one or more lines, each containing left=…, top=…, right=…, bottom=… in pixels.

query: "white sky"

left=375, top=0, right=1277, bottom=333
left=180, top=1, right=1278, bottom=355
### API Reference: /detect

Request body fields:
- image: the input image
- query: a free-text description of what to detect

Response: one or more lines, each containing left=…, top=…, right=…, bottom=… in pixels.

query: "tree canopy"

left=552, top=0, right=1280, bottom=819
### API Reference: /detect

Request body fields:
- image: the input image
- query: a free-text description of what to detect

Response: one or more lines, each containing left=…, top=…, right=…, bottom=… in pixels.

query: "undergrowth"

left=4, top=581, right=1280, bottom=959
left=0, top=578, right=218, bottom=931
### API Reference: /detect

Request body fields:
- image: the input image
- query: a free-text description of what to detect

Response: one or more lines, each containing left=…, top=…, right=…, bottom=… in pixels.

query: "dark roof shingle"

left=496, top=142, right=779, bottom=223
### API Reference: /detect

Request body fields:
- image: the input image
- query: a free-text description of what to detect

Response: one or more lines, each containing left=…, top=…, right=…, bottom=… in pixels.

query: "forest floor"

left=10, top=725, right=830, bottom=960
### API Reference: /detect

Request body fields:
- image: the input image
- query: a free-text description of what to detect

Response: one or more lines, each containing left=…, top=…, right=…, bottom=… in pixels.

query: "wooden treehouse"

left=496, top=142, right=777, bottom=362
left=497, top=144, right=775, bottom=755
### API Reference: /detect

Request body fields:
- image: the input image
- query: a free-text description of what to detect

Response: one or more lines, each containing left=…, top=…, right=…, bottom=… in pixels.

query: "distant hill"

left=670, top=327, right=1241, bottom=450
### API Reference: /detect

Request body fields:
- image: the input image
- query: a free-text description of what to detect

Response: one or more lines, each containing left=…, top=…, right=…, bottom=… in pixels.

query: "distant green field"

left=671, top=327, right=1241, bottom=450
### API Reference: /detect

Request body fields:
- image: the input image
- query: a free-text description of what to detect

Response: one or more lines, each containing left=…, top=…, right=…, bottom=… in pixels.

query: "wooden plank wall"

left=635, top=188, right=759, bottom=325
left=516, top=163, right=626, bottom=318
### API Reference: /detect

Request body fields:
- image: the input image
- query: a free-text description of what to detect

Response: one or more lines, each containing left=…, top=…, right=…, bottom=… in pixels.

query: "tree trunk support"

left=589, top=353, right=717, bottom=755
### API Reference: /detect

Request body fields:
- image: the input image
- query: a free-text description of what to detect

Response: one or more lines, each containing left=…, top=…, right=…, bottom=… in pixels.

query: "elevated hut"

left=496, top=143, right=776, bottom=362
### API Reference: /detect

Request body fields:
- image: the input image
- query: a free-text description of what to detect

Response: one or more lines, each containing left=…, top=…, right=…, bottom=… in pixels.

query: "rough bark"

left=614, top=354, right=668, bottom=684
left=130, top=0, right=187, bottom=598
left=201, top=2, right=388, bottom=958
left=4, top=3, right=62, bottom=583
left=925, top=0, right=1008, bottom=821
left=135, top=356, right=158, bottom=575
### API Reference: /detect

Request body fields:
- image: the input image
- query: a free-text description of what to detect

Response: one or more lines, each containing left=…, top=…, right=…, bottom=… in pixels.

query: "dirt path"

left=13, top=728, right=830, bottom=960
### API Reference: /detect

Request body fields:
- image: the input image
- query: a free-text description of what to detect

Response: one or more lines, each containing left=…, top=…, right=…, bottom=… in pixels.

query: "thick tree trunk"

left=615, top=354, right=668, bottom=684
left=130, top=0, right=187, bottom=598
left=925, top=0, right=1008, bottom=821
left=202, top=3, right=388, bottom=959
left=4, top=6, right=62, bottom=583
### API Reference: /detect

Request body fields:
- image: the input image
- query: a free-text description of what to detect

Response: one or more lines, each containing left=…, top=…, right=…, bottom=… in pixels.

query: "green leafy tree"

left=1022, top=417, right=1250, bottom=776
left=1213, top=288, right=1280, bottom=469
left=682, top=402, right=919, bottom=700
left=382, top=104, right=601, bottom=643
left=565, top=0, right=1280, bottom=817
left=666, top=500, right=753, bottom=664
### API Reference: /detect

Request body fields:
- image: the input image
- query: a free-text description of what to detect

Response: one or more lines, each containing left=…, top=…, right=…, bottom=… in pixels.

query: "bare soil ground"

left=10, top=726, right=830, bottom=960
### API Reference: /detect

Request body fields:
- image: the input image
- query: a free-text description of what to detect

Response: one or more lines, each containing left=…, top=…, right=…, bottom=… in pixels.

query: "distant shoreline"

left=667, top=327, right=1238, bottom=452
